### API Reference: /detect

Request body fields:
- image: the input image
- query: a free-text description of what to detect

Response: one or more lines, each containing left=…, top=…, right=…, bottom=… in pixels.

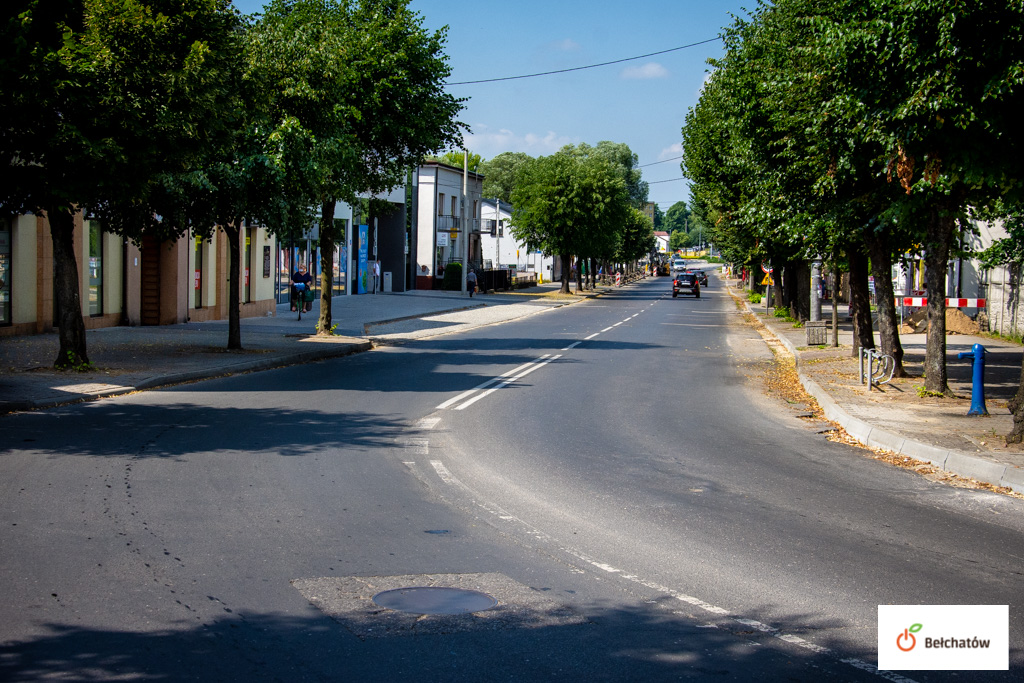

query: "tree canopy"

left=1, top=0, right=242, bottom=367
left=682, top=0, right=1024, bottom=392
left=246, top=0, right=465, bottom=335
left=510, top=150, right=631, bottom=293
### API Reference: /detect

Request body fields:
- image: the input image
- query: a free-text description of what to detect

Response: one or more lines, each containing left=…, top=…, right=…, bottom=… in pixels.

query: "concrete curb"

left=362, top=304, right=486, bottom=335
left=0, top=339, right=371, bottom=416
left=733, top=288, right=1023, bottom=494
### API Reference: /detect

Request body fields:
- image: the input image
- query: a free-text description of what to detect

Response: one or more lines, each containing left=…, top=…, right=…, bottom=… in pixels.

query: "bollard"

left=957, top=343, right=989, bottom=416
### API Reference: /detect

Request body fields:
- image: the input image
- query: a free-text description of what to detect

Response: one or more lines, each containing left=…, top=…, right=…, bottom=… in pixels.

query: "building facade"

left=0, top=211, right=278, bottom=338
left=479, top=199, right=554, bottom=282
left=413, top=161, right=484, bottom=290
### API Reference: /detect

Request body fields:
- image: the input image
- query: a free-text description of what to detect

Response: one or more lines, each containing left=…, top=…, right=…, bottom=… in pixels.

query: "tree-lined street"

left=2, top=275, right=1021, bottom=680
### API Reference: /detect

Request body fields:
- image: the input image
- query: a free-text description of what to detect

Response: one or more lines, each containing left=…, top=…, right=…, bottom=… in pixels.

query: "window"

left=0, top=218, right=10, bottom=325
left=451, top=196, right=457, bottom=217
left=194, top=235, right=203, bottom=309
left=244, top=228, right=253, bottom=304
left=87, top=219, right=103, bottom=316
left=438, top=193, right=444, bottom=216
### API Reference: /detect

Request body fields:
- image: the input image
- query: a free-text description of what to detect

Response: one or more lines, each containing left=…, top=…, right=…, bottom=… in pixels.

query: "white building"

left=479, top=199, right=554, bottom=282
left=413, top=161, right=484, bottom=290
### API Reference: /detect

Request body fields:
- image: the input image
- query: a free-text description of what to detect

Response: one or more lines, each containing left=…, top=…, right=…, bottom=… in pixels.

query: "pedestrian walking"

left=467, top=268, right=477, bottom=297
left=372, top=259, right=381, bottom=294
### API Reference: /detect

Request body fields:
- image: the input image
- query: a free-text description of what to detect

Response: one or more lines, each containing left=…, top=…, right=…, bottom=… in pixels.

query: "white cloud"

left=463, top=125, right=575, bottom=158
left=621, top=62, right=669, bottom=80
left=552, top=38, right=580, bottom=52
left=658, top=143, right=683, bottom=161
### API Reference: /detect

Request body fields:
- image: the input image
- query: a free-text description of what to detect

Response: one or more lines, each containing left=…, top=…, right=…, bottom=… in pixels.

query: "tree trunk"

left=831, top=270, right=839, bottom=348
left=1007, top=353, right=1024, bottom=443
left=224, top=221, right=242, bottom=350
left=782, top=261, right=798, bottom=311
left=794, top=264, right=811, bottom=325
left=848, top=246, right=874, bottom=357
left=923, top=206, right=955, bottom=394
left=560, top=253, right=570, bottom=293
left=867, top=232, right=906, bottom=377
left=317, top=200, right=336, bottom=335
left=48, top=206, right=89, bottom=369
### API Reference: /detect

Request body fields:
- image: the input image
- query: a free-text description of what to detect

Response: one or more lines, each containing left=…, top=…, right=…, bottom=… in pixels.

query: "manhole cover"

left=372, top=587, right=498, bottom=615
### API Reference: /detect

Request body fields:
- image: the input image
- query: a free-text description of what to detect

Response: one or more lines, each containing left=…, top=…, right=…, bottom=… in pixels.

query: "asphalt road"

left=1, top=275, right=1021, bottom=681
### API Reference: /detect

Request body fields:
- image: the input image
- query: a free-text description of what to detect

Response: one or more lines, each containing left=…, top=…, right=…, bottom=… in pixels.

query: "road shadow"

left=4, top=599, right=998, bottom=682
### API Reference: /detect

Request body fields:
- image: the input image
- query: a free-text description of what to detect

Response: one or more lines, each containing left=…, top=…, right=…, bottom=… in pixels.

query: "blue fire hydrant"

left=957, top=343, right=988, bottom=416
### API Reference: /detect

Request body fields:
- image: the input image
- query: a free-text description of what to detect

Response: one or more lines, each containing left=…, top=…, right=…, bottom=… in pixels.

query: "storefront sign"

left=358, top=224, right=368, bottom=294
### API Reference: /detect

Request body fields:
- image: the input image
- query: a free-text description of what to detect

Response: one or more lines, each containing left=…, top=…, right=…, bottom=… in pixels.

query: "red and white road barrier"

left=897, top=297, right=986, bottom=308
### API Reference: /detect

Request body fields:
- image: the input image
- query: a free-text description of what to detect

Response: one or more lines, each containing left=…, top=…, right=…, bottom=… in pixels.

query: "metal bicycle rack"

left=859, top=347, right=895, bottom=390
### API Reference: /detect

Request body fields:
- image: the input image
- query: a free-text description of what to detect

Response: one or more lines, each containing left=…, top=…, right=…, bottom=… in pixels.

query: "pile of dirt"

left=899, top=307, right=981, bottom=335
left=899, top=309, right=928, bottom=334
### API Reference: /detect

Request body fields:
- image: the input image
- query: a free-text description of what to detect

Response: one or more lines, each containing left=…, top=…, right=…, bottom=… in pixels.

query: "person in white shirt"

left=372, top=259, right=381, bottom=294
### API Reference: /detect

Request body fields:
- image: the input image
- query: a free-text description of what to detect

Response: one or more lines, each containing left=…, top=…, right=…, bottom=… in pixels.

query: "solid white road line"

left=435, top=356, right=550, bottom=409
left=562, top=341, right=582, bottom=351
left=454, top=354, right=563, bottom=410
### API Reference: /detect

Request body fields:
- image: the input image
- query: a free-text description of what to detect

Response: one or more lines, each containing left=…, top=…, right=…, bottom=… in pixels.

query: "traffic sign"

left=761, top=273, right=774, bottom=285
left=761, top=262, right=773, bottom=274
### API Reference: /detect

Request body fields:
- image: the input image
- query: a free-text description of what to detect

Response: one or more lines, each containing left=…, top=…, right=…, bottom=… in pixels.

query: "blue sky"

left=230, top=0, right=753, bottom=211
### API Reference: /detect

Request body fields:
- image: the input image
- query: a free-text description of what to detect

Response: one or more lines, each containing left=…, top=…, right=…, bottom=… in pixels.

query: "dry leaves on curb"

left=730, top=289, right=1023, bottom=500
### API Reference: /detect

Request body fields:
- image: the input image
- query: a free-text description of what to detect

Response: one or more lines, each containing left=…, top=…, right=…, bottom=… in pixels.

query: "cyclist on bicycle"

left=291, top=264, right=313, bottom=312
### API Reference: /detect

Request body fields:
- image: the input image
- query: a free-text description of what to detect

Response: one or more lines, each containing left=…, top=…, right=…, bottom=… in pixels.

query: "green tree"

left=1, top=0, right=241, bottom=368
left=248, top=0, right=464, bottom=336
left=560, top=141, right=648, bottom=209
left=479, top=152, right=533, bottom=204
left=431, top=150, right=483, bottom=171
left=618, top=208, right=656, bottom=264
left=664, top=201, right=691, bottom=234
left=669, top=230, right=692, bottom=251
left=510, top=153, right=628, bottom=294
left=652, top=203, right=665, bottom=230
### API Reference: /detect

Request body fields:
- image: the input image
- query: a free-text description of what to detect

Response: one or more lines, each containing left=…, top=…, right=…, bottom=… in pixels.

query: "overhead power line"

left=639, top=155, right=683, bottom=168
left=647, top=178, right=686, bottom=184
left=445, top=37, right=721, bottom=85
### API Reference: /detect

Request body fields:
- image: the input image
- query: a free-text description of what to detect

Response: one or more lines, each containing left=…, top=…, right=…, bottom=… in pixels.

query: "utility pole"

left=461, top=149, right=468, bottom=294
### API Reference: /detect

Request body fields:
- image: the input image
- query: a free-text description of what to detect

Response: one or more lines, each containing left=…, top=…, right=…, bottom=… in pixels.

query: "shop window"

left=88, top=219, right=103, bottom=316
left=0, top=219, right=10, bottom=325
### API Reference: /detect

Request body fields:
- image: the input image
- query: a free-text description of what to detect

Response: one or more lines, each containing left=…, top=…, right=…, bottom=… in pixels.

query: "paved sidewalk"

left=0, top=283, right=595, bottom=414
left=730, top=278, right=1024, bottom=494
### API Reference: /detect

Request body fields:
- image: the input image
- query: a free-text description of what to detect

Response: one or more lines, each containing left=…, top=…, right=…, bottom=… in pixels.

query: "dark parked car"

left=672, top=272, right=700, bottom=298
left=695, top=270, right=708, bottom=287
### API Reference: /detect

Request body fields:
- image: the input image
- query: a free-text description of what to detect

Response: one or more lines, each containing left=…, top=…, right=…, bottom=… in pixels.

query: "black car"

left=695, top=270, right=708, bottom=287
left=672, top=272, right=700, bottom=298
